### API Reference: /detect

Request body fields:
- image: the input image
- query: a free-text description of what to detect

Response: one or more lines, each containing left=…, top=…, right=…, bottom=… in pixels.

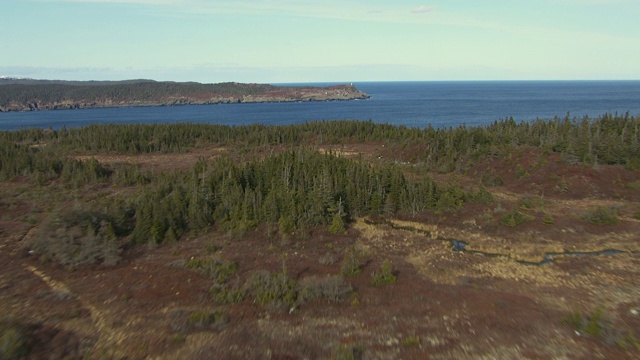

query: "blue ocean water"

left=1, top=81, right=639, bottom=131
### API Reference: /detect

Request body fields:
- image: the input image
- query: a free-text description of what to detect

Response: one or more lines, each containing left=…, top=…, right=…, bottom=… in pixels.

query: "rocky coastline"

left=0, top=81, right=370, bottom=112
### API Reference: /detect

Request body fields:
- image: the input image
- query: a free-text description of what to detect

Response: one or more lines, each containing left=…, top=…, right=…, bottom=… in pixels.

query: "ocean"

left=1, top=80, right=639, bottom=131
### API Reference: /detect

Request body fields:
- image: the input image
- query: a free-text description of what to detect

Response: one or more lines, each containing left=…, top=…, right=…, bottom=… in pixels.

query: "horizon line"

left=3, top=76, right=640, bottom=85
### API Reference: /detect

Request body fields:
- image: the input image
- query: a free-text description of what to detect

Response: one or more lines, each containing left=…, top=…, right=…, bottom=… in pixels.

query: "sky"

left=2, top=0, right=640, bottom=83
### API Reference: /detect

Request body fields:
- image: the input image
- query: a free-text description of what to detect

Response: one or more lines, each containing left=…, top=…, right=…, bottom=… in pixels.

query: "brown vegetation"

left=1, top=118, right=639, bottom=359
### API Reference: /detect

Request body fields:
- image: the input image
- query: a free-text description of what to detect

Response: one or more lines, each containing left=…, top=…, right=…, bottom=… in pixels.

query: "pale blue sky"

left=2, top=0, right=639, bottom=83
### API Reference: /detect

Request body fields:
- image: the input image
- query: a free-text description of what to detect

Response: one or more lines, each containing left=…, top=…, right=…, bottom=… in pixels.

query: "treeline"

left=3, top=113, right=639, bottom=168
left=0, top=139, right=112, bottom=185
left=4, top=115, right=638, bottom=266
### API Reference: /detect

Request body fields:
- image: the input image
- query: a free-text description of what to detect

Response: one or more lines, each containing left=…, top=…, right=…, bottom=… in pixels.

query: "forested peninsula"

left=0, top=79, right=370, bottom=112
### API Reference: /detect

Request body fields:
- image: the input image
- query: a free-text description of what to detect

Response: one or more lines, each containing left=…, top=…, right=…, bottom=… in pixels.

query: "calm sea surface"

left=1, top=81, right=639, bottom=131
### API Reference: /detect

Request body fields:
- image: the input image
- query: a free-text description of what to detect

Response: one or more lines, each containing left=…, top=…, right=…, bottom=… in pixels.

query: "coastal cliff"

left=0, top=79, right=370, bottom=112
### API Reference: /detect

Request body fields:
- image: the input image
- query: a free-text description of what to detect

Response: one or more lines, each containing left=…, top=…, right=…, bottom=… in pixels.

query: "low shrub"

left=0, top=319, right=31, bottom=359
left=211, top=285, right=245, bottom=304
left=468, top=187, right=494, bottom=204
left=625, top=180, right=640, bottom=190
left=216, top=270, right=354, bottom=309
left=625, top=157, right=640, bottom=171
left=328, top=213, right=346, bottom=234
left=501, top=211, right=533, bottom=227
left=186, top=258, right=238, bottom=283
left=562, top=310, right=584, bottom=330
left=332, top=343, right=364, bottom=360
left=30, top=207, right=121, bottom=269
left=244, top=270, right=298, bottom=309
left=187, top=310, right=226, bottom=329
left=169, top=309, right=227, bottom=334
left=1, top=318, right=84, bottom=359
left=341, top=245, right=367, bottom=277
left=582, top=206, right=620, bottom=225
left=562, top=307, right=640, bottom=350
left=298, top=275, right=352, bottom=303
left=555, top=176, right=569, bottom=193
left=481, top=173, right=504, bottom=187
left=515, top=164, right=529, bottom=179
left=401, top=335, right=420, bottom=347
left=518, top=196, right=546, bottom=210
left=371, top=259, right=397, bottom=287
left=318, top=252, right=338, bottom=265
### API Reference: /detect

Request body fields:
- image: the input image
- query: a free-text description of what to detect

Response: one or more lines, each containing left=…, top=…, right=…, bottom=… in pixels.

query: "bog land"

left=1, top=116, right=639, bottom=359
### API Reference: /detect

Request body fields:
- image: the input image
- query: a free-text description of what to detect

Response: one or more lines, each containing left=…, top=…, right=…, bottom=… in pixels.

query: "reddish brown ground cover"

left=1, top=144, right=639, bottom=359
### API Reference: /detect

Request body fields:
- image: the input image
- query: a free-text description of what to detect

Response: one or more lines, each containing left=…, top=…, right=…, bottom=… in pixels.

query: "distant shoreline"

left=0, top=79, right=370, bottom=113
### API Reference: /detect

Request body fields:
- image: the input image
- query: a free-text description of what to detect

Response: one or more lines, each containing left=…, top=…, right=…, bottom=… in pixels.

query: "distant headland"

left=0, top=78, right=370, bottom=112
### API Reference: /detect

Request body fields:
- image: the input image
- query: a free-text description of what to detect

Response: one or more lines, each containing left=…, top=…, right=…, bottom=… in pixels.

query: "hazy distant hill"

left=0, top=79, right=370, bottom=112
